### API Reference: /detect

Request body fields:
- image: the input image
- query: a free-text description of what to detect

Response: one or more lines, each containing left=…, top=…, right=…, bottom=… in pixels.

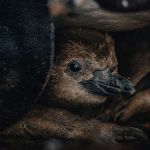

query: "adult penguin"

left=0, top=0, right=54, bottom=129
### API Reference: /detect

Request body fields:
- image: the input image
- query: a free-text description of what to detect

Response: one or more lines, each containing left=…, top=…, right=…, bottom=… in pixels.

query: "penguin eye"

left=69, top=61, right=82, bottom=73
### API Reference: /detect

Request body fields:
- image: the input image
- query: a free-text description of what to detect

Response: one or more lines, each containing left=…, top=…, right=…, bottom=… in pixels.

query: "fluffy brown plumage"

left=0, top=29, right=148, bottom=150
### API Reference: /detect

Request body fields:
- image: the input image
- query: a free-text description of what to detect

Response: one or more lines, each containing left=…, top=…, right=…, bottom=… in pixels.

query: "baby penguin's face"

left=46, top=32, right=135, bottom=105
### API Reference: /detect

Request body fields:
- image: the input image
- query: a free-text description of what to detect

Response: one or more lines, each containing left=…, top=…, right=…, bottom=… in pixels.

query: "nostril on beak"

left=93, top=70, right=102, bottom=80
left=94, top=69, right=111, bottom=81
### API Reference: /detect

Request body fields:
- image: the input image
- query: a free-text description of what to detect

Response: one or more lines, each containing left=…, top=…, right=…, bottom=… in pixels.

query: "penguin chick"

left=0, top=29, right=146, bottom=147
left=44, top=29, right=135, bottom=105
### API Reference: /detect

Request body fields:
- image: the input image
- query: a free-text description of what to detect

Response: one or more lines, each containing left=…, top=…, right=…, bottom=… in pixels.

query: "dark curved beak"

left=80, top=69, right=135, bottom=97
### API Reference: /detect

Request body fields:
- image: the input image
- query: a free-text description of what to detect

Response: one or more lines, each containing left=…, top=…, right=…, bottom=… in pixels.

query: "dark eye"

left=69, top=61, right=82, bottom=73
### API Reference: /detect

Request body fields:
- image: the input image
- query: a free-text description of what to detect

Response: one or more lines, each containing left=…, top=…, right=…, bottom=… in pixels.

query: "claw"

left=113, top=127, right=148, bottom=143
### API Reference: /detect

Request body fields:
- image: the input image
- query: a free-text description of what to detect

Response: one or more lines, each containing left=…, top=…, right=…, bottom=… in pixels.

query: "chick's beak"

left=80, top=69, right=135, bottom=97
